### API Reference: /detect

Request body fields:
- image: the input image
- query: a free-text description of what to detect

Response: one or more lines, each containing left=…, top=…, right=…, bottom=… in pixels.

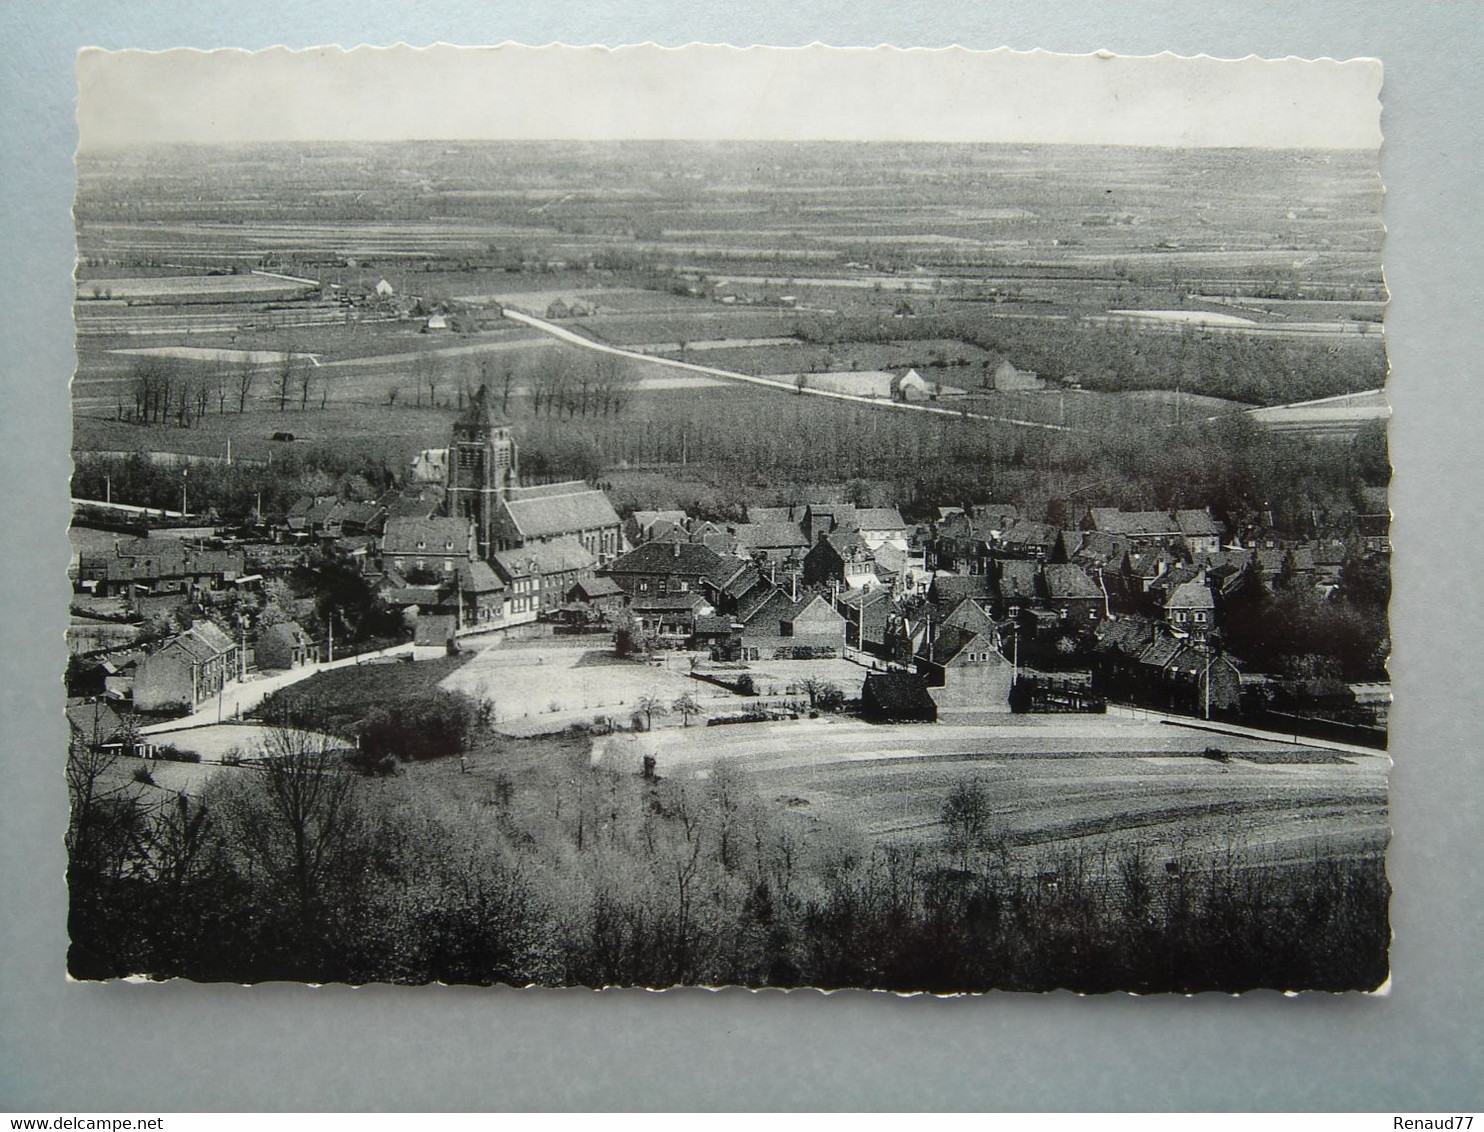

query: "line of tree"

left=789, top=310, right=1388, bottom=408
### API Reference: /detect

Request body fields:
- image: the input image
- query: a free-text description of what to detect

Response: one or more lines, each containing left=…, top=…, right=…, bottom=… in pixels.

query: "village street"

left=137, top=640, right=429, bottom=737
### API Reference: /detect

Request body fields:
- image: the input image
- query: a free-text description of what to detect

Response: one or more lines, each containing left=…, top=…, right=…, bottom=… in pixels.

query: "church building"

left=443, top=386, right=623, bottom=563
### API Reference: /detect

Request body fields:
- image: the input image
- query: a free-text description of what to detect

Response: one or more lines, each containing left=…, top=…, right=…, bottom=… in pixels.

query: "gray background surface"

left=1, top=1, right=1479, bottom=1113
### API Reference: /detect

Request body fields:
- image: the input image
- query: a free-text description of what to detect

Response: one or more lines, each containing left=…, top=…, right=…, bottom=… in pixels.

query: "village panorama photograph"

left=64, top=45, right=1391, bottom=993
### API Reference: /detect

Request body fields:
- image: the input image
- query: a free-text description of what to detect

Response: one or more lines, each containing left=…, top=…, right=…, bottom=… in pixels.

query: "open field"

left=592, top=714, right=1389, bottom=871
left=439, top=639, right=735, bottom=732
left=74, top=274, right=315, bottom=302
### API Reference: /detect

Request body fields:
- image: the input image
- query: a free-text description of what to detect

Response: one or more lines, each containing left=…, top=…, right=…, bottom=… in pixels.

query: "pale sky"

left=76, top=44, right=1383, bottom=151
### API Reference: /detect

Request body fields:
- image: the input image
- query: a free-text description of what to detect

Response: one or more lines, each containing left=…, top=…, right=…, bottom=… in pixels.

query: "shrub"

left=132, top=764, right=156, bottom=786
left=153, top=744, right=202, bottom=764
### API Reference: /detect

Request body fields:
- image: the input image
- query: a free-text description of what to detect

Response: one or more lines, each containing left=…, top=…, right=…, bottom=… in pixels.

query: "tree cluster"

left=68, top=729, right=1389, bottom=991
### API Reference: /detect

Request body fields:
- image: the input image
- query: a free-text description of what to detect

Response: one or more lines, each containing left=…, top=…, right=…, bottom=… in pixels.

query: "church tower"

left=445, top=385, right=518, bottom=561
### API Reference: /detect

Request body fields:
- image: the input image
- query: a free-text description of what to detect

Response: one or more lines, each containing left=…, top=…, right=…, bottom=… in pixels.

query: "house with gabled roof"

left=779, top=594, right=846, bottom=656
left=630, top=592, right=709, bottom=646
left=837, top=587, right=895, bottom=656
left=133, top=621, right=239, bottom=714
left=455, top=559, right=508, bottom=630
left=492, top=537, right=596, bottom=615
left=601, top=540, right=725, bottom=601
left=915, top=625, right=1012, bottom=713
left=801, top=503, right=858, bottom=543
left=66, top=699, right=130, bottom=753
left=1165, top=572, right=1216, bottom=640
left=855, top=507, right=907, bottom=548
left=730, top=520, right=810, bottom=564
left=381, top=516, right=475, bottom=578
left=256, top=620, right=318, bottom=670
left=1043, top=563, right=1105, bottom=629
left=623, top=509, right=688, bottom=546
left=995, top=559, right=1042, bottom=610
left=1174, top=509, right=1226, bottom=555
left=803, top=530, right=878, bottom=590
left=997, top=519, right=1064, bottom=563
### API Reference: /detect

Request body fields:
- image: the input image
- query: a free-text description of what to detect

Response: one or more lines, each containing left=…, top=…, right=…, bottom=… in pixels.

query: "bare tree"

left=298, top=361, right=315, bottom=410
left=234, top=722, right=359, bottom=920
left=273, top=349, right=294, bottom=412
left=234, top=360, right=257, bottom=413
left=940, top=778, right=998, bottom=872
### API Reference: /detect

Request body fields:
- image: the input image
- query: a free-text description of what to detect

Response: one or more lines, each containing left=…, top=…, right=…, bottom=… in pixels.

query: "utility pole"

left=181, top=467, right=188, bottom=517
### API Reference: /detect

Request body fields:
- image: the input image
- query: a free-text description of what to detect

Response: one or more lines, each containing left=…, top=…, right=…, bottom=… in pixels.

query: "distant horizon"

left=76, top=45, right=1383, bottom=153
left=78, top=137, right=1382, bottom=154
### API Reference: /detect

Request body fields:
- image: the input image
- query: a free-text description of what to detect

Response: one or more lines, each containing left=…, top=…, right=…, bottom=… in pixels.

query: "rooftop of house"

left=456, top=559, right=507, bottom=594
left=604, top=540, right=725, bottom=577
left=997, top=559, right=1042, bottom=602
left=785, top=594, right=845, bottom=624
left=746, top=506, right=796, bottom=525
left=66, top=699, right=126, bottom=740
left=925, top=625, right=998, bottom=667
left=737, top=586, right=796, bottom=628
left=730, top=521, right=809, bottom=550
left=930, top=573, right=997, bottom=602
left=570, top=574, right=624, bottom=599
left=629, top=593, right=707, bottom=614
left=260, top=620, right=311, bottom=647
left=1166, top=575, right=1216, bottom=610
left=493, top=536, right=596, bottom=578
left=855, top=507, right=907, bottom=531
left=1138, top=635, right=1187, bottom=669
left=382, top=516, right=471, bottom=556
left=1000, top=518, right=1061, bottom=548
left=155, top=622, right=236, bottom=665
left=1094, top=616, right=1159, bottom=656
left=1044, top=562, right=1103, bottom=600
left=1174, top=509, right=1226, bottom=537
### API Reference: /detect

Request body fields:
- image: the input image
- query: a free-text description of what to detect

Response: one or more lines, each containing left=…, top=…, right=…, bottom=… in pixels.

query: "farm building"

left=422, top=313, right=449, bottom=332
left=991, top=360, right=1047, bottom=392
left=894, top=369, right=933, bottom=401
left=374, top=278, right=395, bottom=297
left=860, top=672, right=938, bottom=723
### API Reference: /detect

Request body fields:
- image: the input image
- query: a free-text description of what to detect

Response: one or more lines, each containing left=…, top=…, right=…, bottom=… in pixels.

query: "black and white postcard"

left=65, top=45, right=1390, bottom=992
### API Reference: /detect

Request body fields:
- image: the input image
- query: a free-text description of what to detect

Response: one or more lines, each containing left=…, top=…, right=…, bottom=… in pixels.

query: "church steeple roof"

left=455, top=384, right=512, bottom=435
